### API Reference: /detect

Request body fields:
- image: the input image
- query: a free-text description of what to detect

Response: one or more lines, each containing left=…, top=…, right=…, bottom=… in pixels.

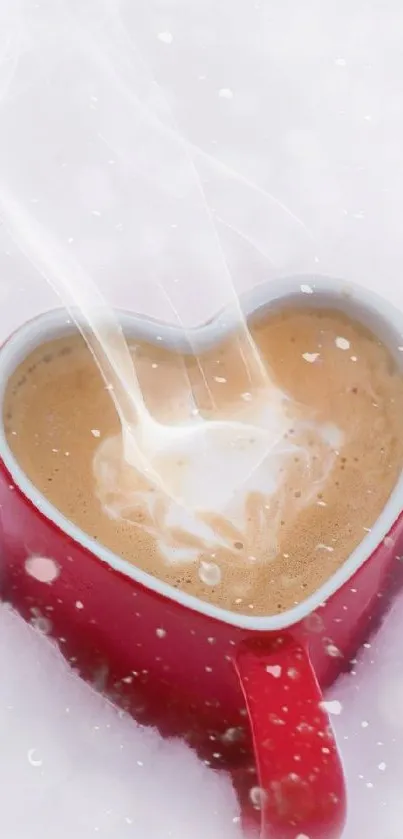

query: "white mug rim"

left=1, top=273, right=403, bottom=631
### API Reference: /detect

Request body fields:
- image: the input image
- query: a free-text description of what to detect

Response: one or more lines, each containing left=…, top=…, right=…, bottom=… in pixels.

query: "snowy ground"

left=0, top=591, right=403, bottom=839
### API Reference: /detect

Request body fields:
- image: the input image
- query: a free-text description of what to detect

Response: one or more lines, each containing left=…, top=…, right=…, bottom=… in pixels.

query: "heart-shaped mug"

left=1, top=275, right=403, bottom=839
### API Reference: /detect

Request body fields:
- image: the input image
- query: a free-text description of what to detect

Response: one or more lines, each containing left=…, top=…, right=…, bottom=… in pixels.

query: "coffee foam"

left=93, top=402, right=342, bottom=566
left=119, top=386, right=288, bottom=512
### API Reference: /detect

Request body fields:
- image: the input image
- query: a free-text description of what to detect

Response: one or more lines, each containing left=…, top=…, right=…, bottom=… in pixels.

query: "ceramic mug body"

left=1, top=276, right=403, bottom=839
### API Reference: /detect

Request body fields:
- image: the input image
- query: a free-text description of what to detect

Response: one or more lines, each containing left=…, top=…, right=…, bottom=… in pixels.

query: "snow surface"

left=2, top=590, right=403, bottom=838
left=0, top=605, right=241, bottom=839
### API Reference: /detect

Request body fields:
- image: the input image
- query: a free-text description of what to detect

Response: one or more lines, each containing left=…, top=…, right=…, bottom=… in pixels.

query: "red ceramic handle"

left=235, top=636, right=346, bottom=839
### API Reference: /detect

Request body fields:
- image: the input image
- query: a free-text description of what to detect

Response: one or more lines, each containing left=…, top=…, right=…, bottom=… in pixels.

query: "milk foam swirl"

left=93, top=389, right=343, bottom=566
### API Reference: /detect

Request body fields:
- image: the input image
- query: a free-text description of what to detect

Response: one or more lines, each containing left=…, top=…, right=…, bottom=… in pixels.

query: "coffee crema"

left=4, top=305, right=403, bottom=616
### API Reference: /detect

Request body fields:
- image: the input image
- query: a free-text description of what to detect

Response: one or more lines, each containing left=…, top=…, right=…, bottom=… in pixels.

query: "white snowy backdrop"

left=0, top=0, right=403, bottom=836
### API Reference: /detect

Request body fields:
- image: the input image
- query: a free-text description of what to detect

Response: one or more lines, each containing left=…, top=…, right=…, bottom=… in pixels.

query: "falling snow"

left=302, top=352, right=320, bottom=363
left=320, top=700, right=343, bottom=716
left=25, top=556, right=60, bottom=584
left=198, top=561, right=221, bottom=586
left=157, top=31, right=173, bottom=44
left=326, top=643, right=342, bottom=658
left=27, top=748, right=43, bottom=768
left=335, top=336, right=351, bottom=350
left=265, top=665, right=282, bottom=678
left=218, top=88, right=234, bottom=99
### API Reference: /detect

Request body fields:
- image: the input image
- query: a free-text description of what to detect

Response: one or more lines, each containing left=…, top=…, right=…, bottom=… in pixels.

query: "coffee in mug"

left=5, top=304, right=403, bottom=616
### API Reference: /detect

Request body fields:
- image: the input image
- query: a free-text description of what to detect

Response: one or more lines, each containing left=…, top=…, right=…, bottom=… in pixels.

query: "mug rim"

left=1, top=273, right=403, bottom=631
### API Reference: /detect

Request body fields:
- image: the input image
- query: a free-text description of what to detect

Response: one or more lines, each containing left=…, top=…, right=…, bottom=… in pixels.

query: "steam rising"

left=0, top=1, right=318, bottom=516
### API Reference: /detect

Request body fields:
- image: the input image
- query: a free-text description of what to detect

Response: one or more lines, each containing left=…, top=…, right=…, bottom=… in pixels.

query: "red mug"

left=1, top=275, right=403, bottom=839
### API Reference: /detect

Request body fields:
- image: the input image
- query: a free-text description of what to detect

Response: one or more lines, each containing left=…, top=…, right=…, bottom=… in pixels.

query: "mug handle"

left=234, top=635, right=346, bottom=839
